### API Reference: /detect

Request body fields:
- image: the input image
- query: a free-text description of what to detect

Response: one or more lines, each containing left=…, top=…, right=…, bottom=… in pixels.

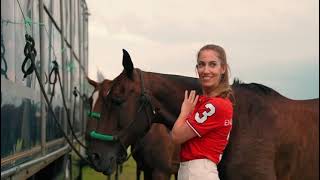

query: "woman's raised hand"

left=180, top=90, right=199, bottom=117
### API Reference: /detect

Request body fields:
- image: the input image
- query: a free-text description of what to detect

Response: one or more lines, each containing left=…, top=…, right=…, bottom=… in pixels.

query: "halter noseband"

left=90, top=130, right=118, bottom=141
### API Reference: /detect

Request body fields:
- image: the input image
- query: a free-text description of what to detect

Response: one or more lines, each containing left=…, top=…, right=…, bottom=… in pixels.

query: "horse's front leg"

left=152, top=169, right=171, bottom=180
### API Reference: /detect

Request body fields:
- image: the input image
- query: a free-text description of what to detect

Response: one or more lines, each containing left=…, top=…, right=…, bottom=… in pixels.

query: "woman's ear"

left=221, top=65, right=227, bottom=74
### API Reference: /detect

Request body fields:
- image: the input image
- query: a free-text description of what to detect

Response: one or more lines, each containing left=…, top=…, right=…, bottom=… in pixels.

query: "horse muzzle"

left=87, top=142, right=127, bottom=175
left=88, top=151, right=117, bottom=174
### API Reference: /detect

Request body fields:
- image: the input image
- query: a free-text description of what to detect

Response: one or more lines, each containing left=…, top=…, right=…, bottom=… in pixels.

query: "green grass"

left=82, top=156, right=140, bottom=180
left=81, top=157, right=176, bottom=180
left=71, top=146, right=175, bottom=180
left=82, top=166, right=107, bottom=180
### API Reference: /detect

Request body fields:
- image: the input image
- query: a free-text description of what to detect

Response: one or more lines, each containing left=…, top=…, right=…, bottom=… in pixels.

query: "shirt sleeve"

left=186, top=100, right=228, bottom=137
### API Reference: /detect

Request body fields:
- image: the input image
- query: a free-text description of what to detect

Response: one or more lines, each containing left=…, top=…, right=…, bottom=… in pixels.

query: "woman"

left=171, top=44, right=233, bottom=180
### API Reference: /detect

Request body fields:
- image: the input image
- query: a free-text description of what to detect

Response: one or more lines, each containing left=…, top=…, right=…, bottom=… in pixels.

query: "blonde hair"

left=197, top=44, right=233, bottom=99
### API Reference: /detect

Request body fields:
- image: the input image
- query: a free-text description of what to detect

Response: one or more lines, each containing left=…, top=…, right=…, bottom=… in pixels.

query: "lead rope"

left=48, top=60, right=88, bottom=150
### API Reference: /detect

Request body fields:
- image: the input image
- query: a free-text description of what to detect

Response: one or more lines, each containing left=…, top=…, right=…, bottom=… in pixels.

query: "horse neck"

left=144, top=72, right=201, bottom=128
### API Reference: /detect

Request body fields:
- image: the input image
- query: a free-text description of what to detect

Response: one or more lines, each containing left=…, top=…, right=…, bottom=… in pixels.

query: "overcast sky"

left=86, top=0, right=319, bottom=100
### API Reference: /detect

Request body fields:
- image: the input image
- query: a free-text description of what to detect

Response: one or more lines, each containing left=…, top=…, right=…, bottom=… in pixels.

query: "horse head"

left=86, top=49, right=157, bottom=175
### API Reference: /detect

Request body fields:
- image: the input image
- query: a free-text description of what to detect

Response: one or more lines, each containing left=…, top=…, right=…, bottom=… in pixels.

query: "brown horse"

left=132, top=123, right=179, bottom=180
left=86, top=49, right=319, bottom=180
left=86, top=78, right=179, bottom=179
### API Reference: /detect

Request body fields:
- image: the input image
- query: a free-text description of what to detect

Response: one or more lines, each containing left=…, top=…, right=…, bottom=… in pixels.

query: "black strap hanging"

left=21, top=34, right=37, bottom=79
left=1, top=26, right=8, bottom=79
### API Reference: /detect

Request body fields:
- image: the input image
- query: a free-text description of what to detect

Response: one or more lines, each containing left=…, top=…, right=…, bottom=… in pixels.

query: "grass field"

left=82, top=156, right=139, bottom=180
left=68, top=144, right=142, bottom=180
left=70, top=147, right=175, bottom=180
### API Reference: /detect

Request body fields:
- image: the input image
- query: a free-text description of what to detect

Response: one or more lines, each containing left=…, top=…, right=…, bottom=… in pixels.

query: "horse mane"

left=156, top=72, right=198, bottom=84
left=152, top=72, right=282, bottom=97
left=160, top=74, right=281, bottom=97
left=113, top=69, right=282, bottom=97
left=150, top=72, right=202, bottom=93
left=232, top=78, right=281, bottom=97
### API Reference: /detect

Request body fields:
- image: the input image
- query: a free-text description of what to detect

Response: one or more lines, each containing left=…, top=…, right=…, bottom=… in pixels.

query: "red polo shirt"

left=180, top=96, right=233, bottom=164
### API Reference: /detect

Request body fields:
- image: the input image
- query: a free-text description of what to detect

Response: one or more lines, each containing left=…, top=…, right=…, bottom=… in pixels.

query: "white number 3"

left=195, top=103, right=215, bottom=123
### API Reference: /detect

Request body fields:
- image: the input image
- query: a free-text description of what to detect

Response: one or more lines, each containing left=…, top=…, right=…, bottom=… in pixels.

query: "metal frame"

left=1, top=0, right=90, bottom=178
left=39, top=0, right=46, bottom=157
left=1, top=134, right=84, bottom=179
left=1, top=145, right=70, bottom=179
left=1, top=137, right=65, bottom=166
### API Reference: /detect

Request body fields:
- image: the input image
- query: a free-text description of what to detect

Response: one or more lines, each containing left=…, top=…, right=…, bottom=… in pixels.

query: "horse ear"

left=87, top=76, right=98, bottom=88
left=122, top=49, right=134, bottom=78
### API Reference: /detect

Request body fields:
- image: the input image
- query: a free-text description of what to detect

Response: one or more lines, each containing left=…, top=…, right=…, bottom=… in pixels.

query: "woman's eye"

left=209, top=63, right=216, bottom=67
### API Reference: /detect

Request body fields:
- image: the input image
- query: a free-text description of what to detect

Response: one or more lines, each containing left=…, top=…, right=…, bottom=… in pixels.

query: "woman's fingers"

left=189, top=90, right=195, bottom=101
left=185, top=90, right=198, bottom=104
left=185, top=90, right=188, bottom=100
left=193, top=95, right=199, bottom=105
left=191, top=90, right=195, bottom=100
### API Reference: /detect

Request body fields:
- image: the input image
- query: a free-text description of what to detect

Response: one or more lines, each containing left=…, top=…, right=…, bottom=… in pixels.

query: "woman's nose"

left=203, top=65, right=210, bottom=73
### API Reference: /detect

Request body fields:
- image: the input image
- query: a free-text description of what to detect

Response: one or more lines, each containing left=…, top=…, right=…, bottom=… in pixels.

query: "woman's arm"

left=171, top=90, right=198, bottom=144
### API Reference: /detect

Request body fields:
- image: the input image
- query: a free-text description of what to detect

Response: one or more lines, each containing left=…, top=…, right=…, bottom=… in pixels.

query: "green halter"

left=87, top=111, right=101, bottom=119
left=88, top=111, right=117, bottom=141
left=90, top=131, right=116, bottom=141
